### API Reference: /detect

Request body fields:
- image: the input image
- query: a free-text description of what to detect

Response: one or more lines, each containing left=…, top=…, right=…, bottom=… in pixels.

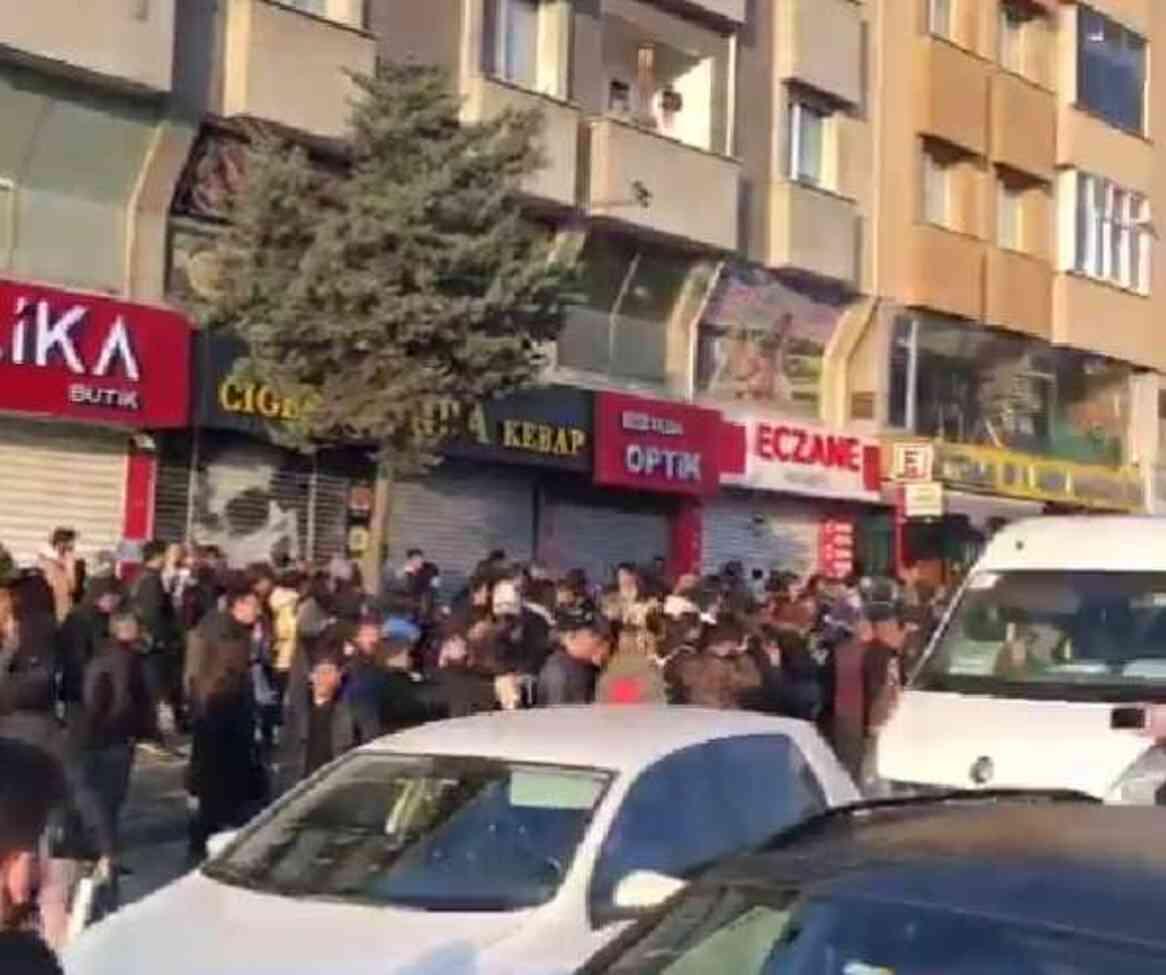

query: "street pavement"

left=117, top=744, right=193, bottom=904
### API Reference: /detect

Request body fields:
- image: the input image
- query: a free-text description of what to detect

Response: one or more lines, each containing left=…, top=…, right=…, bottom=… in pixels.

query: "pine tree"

left=202, top=62, right=576, bottom=470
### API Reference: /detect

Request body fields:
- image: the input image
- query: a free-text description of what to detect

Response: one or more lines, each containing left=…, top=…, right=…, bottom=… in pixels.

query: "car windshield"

left=915, top=571, right=1166, bottom=702
left=204, top=752, right=610, bottom=911
left=600, top=888, right=1166, bottom=974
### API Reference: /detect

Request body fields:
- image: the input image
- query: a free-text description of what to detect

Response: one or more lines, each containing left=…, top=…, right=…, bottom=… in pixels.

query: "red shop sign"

left=594, top=392, right=721, bottom=496
left=0, top=279, right=191, bottom=428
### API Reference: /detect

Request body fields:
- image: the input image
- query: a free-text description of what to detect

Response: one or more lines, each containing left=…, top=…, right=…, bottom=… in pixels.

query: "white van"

left=878, top=516, right=1166, bottom=803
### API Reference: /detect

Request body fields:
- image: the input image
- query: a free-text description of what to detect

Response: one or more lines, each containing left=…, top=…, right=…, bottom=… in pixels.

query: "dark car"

left=580, top=794, right=1166, bottom=974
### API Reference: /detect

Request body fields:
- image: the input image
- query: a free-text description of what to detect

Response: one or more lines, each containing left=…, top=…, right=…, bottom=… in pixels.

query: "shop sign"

left=720, top=416, right=881, bottom=503
left=818, top=519, right=855, bottom=580
left=890, top=441, right=935, bottom=483
left=935, top=443, right=1143, bottom=511
left=197, top=332, right=314, bottom=436
left=0, top=279, right=190, bottom=428
left=594, top=392, right=721, bottom=496
left=904, top=482, right=944, bottom=519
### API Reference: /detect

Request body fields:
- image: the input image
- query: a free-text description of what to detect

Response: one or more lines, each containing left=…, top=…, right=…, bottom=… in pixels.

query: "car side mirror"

left=205, top=829, right=240, bottom=861
left=613, top=870, right=687, bottom=911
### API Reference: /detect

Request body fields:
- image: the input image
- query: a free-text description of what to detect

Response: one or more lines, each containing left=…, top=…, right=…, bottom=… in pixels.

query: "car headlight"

left=1107, top=747, right=1166, bottom=805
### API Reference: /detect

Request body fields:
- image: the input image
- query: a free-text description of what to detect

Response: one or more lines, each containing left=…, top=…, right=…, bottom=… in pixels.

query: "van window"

left=916, top=571, right=1166, bottom=701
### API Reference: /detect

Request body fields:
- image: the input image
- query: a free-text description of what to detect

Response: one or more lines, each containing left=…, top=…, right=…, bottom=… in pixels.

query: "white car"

left=66, top=706, right=857, bottom=975
left=880, top=516, right=1166, bottom=802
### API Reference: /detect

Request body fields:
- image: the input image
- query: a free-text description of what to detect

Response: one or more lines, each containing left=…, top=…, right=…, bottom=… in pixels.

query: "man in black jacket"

left=132, top=541, right=182, bottom=727
left=0, top=737, right=67, bottom=974
left=277, top=655, right=357, bottom=793
left=58, top=578, right=123, bottom=717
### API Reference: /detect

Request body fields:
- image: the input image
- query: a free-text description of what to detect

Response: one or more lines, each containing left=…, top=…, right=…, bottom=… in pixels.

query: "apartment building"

left=838, top=0, right=1166, bottom=570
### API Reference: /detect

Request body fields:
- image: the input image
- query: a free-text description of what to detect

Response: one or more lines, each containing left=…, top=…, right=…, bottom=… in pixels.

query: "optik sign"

left=0, top=280, right=191, bottom=428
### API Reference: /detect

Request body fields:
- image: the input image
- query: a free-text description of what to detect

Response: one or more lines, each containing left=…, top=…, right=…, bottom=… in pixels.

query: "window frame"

left=1073, top=171, right=1151, bottom=295
left=998, top=1, right=1027, bottom=75
left=921, top=143, right=952, bottom=229
left=996, top=176, right=1024, bottom=251
left=1076, top=4, right=1147, bottom=135
left=788, top=97, right=828, bottom=188
left=929, top=0, right=953, bottom=40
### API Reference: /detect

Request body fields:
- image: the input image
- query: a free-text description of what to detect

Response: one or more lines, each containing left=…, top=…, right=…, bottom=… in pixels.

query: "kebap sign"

left=719, top=415, right=881, bottom=502
left=0, top=279, right=191, bottom=427
left=594, top=391, right=721, bottom=496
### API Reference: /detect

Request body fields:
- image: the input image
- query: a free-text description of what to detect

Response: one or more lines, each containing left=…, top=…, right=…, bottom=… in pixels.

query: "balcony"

left=462, top=77, right=579, bottom=209
left=1057, top=105, right=1153, bottom=196
left=769, top=180, right=858, bottom=286
left=779, top=0, right=862, bottom=107
left=917, top=36, right=988, bottom=156
left=587, top=117, right=739, bottom=251
left=986, top=247, right=1051, bottom=338
left=991, top=73, right=1054, bottom=181
left=1053, top=273, right=1158, bottom=371
left=0, top=0, right=175, bottom=92
left=905, top=223, right=985, bottom=320
left=221, top=0, right=376, bottom=139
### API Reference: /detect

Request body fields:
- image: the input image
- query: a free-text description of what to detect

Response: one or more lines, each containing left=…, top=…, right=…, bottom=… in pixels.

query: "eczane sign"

left=0, top=280, right=191, bottom=427
left=720, top=415, right=881, bottom=502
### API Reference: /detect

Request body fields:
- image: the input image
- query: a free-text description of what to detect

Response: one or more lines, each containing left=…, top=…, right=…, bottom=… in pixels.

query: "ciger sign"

left=0, top=280, right=191, bottom=428
left=720, top=414, right=882, bottom=503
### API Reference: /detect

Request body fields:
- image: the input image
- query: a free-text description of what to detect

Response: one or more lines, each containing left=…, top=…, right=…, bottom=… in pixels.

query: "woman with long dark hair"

left=186, top=587, right=264, bottom=862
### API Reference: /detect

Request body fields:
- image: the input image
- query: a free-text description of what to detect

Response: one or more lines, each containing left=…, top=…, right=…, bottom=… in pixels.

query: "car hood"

left=877, top=691, right=1149, bottom=798
left=64, top=872, right=542, bottom=975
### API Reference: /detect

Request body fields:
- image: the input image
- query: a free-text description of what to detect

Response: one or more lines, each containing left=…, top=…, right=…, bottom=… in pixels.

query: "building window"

left=998, top=1, right=1027, bottom=74
left=1077, top=5, right=1146, bottom=134
left=996, top=176, right=1023, bottom=250
left=929, top=0, right=953, bottom=39
left=483, top=0, right=566, bottom=97
left=284, top=0, right=326, bottom=14
left=1074, top=172, right=1150, bottom=295
left=556, top=232, right=704, bottom=386
left=921, top=142, right=952, bottom=228
left=789, top=98, right=827, bottom=186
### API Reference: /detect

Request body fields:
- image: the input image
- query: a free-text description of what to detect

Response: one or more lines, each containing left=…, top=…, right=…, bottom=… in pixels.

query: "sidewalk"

left=117, top=744, right=192, bottom=904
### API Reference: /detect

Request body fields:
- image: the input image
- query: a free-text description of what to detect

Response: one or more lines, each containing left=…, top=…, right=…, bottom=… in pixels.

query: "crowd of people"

left=0, top=527, right=953, bottom=968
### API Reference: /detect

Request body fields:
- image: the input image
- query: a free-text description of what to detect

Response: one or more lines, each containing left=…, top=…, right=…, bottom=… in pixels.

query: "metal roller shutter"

left=539, top=493, right=670, bottom=587
left=388, top=462, right=535, bottom=596
left=702, top=491, right=821, bottom=580
left=0, top=418, right=127, bottom=568
left=154, top=433, right=359, bottom=566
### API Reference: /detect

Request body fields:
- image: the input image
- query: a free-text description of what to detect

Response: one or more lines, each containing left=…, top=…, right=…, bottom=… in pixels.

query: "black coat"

left=278, top=685, right=357, bottom=793
left=0, top=614, right=60, bottom=752
left=58, top=604, right=111, bottom=705
left=187, top=686, right=260, bottom=809
left=132, top=567, right=179, bottom=651
left=77, top=642, right=158, bottom=750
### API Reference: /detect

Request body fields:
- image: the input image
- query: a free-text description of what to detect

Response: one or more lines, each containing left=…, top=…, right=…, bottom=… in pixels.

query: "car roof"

left=707, top=798, right=1166, bottom=948
left=363, top=705, right=822, bottom=775
left=977, top=516, right=1166, bottom=572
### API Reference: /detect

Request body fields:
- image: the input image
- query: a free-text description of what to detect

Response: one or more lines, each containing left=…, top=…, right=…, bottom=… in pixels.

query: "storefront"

left=387, top=387, right=594, bottom=594
left=578, top=391, right=721, bottom=583
left=154, top=333, right=374, bottom=566
left=888, top=439, right=1145, bottom=575
left=0, top=278, right=191, bottom=566
left=712, top=414, right=886, bottom=579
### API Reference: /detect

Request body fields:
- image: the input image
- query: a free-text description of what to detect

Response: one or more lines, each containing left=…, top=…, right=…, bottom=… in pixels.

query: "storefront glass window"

left=557, top=232, right=704, bottom=388
left=695, top=263, right=848, bottom=417
left=889, top=315, right=1130, bottom=466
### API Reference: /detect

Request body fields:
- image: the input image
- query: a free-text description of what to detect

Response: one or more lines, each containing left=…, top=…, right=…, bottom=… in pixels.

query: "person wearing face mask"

left=0, top=737, right=67, bottom=974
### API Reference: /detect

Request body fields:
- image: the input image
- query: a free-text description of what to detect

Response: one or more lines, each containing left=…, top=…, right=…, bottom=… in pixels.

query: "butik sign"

left=720, top=415, right=881, bottom=502
left=0, top=280, right=191, bottom=428
left=594, top=392, right=721, bottom=496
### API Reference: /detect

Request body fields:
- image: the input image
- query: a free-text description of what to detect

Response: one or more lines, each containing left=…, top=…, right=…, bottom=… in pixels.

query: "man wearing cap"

left=537, top=607, right=612, bottom=707
left=830, top=578, right=908, bottom=788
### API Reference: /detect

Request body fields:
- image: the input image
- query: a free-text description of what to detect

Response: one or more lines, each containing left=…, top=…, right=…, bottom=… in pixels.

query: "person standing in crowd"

left=268, top=571, right=302, bottom=703
left=58, top=578, right=123, bottom=723
left=38, top=528, right=78, bottom=625
left=247, top=565, right=279, bottom=757
left=186, top=584, right=265, bottom=861
left=537, top=607, right=612, bottom=706
left=380, top=547, right=425, bottom=613
left=380, top=621, right=440, bottom=733
left=595, top=610, right=668, bottom=705
left=673, top=616, right=762, bottom=710
left=0, top=737, right=67, bottom=974
left=831, top=579, right=908, bottom=789
left=133, top=541, right=184, bottom=731
left=278, top=654, right=356, bottom=793
left=75, top=611, right=158, bottom=870
left=183, top=572, right=254, bottom=708
left=340, top=615, right=392, bottom=743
